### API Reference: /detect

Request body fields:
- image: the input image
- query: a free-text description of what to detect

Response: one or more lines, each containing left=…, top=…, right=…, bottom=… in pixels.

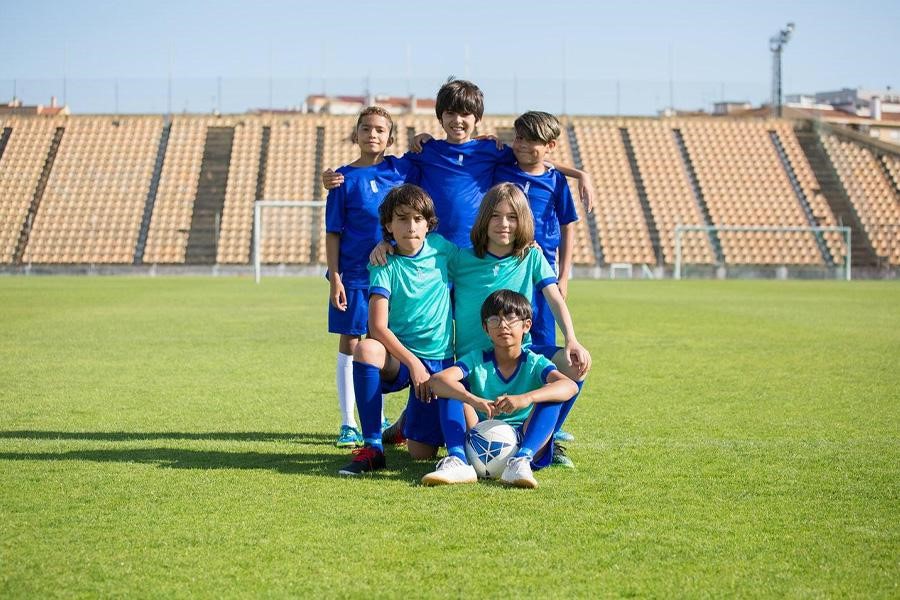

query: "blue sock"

left=438, top=398, right=467, bottom=461
left=352, top=361, right=384, bottom=452
left=553, top=381, right=583, bottom=435
left=517, top=402, right=563, bottom=458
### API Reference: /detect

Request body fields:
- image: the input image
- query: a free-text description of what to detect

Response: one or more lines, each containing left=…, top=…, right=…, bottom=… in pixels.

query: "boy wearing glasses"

left=421, top=290, right=578, bottom=488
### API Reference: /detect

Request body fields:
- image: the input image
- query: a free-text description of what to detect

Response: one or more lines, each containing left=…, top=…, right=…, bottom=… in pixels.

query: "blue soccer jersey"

left=325, top=155, right=419, bottom=288
left=406, top=139, right=514, bottom=248
left=455, top=348, right=557, bottom=427
left=451, top=247, right=558, bottom=357
left=493, top=164, right=579, bottom=267
left=368, top=233, right=457, bottom=360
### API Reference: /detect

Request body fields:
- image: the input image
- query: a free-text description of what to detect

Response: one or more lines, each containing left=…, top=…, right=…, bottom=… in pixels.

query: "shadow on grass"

left=0, top=430, right=333, bottom=444
left=0, top=446, right=428, bottom=480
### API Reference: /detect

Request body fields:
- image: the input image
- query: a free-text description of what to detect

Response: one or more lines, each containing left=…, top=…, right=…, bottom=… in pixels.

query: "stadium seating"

left=571, top=117, right=655, bottom=264
left=0, top=117, right=60, bottom=263
left=626, top=119, right=714, bottom=265
left=24, top=116, right=160, bottom=264
left=217, top=119, right=263, bottom=264
left=679, top=119, right=825, bottom=265
left=1, top=113, right=895, bottom=269
left=822, top=134, right=900, bottom=265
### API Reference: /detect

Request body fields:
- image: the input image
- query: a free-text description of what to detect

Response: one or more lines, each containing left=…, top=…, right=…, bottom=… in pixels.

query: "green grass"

left=0, top=277, right=897, bottom=598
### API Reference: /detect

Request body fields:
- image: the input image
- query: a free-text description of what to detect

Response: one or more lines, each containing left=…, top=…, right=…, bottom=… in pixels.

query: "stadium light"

left=770, top=22, right=795, bottom=117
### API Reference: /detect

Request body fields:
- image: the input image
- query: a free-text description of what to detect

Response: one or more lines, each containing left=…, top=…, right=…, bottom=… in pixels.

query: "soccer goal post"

left=253, top=200, right=326, bottom=283
left=674, top=225, right=852, bottom=281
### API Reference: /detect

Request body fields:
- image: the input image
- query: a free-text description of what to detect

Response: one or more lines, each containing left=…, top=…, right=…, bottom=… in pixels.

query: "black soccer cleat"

left=338, top=445, right=386, bottom=476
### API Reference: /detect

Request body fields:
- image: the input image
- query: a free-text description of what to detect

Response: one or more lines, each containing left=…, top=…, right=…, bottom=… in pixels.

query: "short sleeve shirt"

left=455, top=348, right=557, bottom=426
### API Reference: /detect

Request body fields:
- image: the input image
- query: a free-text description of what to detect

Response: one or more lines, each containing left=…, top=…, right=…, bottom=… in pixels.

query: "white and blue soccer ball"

left=464, top=419, right=520, bottom=479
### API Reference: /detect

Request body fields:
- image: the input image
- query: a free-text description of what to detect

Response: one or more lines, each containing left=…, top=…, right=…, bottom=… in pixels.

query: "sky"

left=1, top=0, right=897, bottom=115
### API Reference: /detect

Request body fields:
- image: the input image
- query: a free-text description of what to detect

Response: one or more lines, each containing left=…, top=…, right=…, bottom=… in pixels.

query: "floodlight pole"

left=770, top=22, right=795, bottom=118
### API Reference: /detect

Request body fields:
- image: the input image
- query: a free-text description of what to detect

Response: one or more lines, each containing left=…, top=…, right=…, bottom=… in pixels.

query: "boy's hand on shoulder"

left=565, top=340, right=592, bottom=377
left=369, top=241, right=394, bottom=266
left=322, top=168, right=344, bottom=190
left=410, top=358, right=435, bottom=403
left=473, top=133, right=503, bottom=150
left=329, top=273, right=347, bottom=311
left=410, top=133, right=433, bottom=153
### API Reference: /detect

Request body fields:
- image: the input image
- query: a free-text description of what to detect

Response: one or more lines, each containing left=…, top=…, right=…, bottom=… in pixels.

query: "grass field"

left=0, top=277, right=897, bottom=598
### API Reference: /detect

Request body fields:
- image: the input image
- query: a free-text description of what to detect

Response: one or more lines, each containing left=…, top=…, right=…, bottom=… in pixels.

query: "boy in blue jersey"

left=325, top=107, right=419, bottom=448
left=338, top=184, right=457, bottom=475
left=493, top=111, right=579, bottom=348
left=422, top=290, right=579, bottom=488
left=324, top=78, right=594, bottom=249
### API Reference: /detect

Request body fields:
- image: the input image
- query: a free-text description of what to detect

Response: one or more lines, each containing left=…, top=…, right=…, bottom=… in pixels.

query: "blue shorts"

left=327, top=287, right=368, bottom=336
left=383, top=356, right=453, bottom=447
left=530, top=288, right=557, bottom=347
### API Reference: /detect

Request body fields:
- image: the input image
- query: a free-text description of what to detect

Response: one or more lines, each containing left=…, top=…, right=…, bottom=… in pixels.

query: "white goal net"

left=674, top=225, right=852, bottom=280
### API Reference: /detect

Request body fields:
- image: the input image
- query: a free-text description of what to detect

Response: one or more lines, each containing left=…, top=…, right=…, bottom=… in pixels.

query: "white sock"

left=336, top=352, right=357, bottom=429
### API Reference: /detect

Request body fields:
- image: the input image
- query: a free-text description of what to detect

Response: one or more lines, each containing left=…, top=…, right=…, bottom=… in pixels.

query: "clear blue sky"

left=1, top=0, right=897, bottom=115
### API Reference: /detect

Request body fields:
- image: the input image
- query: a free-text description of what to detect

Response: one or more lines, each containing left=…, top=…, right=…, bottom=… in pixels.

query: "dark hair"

left=514, top=111, right=561, bottom=144
left=470, top=183, right=535, bottom=260
left=435, top=77, right=484, bottom=122
left=378, top=184, right=439, bottom=242
left=353, top=106, right=395, bottom=140
left=480, top=289, right=533, bottom=324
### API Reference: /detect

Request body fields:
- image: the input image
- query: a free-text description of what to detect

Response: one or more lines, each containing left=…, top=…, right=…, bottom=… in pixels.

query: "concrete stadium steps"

left=14, top=126, right=65, bottom=264
left=672, top=127, right=725, bottom=264
left=134, top=122, right=171, bottom=264
left=769, top=130, right=834, bottom=266
left=619, top=126, right=662, bottom=265
left=185, top=126, right=234, bottom=265
left=795, top=129, right=879, bottom=268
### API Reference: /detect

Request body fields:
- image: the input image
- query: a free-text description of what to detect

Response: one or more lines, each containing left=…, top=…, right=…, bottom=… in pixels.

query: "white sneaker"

left=421, top=456, right=477, bottom=486
left=500, top=456, right=538, bottom=489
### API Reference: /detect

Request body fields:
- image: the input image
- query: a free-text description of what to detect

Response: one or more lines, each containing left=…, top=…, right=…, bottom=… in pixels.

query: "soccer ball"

left=464, top=419, right=520, bottom=479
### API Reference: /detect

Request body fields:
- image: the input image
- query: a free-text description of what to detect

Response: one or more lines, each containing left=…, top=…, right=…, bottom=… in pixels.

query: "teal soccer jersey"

left=451, top=247, right=557, bottom=357
left=455, top=348, right=557, bottom=427
left=368, top=233, right=457, bottom=360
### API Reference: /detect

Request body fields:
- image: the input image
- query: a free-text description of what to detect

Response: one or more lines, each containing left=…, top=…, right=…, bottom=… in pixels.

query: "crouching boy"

left=423, top=290, right=579, bottom=488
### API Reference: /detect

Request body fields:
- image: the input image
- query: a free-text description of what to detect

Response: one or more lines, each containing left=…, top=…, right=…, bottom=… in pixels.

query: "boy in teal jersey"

left=326, top=106, right=419, bottom=448
left=423, top=290, right=579, bottom=488
left=338, top=184, right=457, bottom=475
left=453, top=183, right=590, bottom=373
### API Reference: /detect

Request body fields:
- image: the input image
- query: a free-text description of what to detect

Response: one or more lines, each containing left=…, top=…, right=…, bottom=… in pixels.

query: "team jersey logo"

left=523, top=181, right=531, bottom=195
left=467, top=430, right=514, bottom=463
left=457, top=154, right=464, bottom=165
left=369, top=180, right=379, bottom=193
left=492, top=263, right=501, bottom=277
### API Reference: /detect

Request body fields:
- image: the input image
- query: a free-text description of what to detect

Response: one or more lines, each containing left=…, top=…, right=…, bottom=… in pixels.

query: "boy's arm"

left=541, top=283, right=592, bottom=377
left=429, top=367, right=496, bottom=418
left=557, top=222, right=575, bottom=300
left=367, top=294, right=434, bottom=402
left=325, top=232, right=346, bottom=310
left=547, top=162, right=595, bottom=214
left=494, top=370, right=579, bottom=414
left=409, top=132, right=433, bottom=153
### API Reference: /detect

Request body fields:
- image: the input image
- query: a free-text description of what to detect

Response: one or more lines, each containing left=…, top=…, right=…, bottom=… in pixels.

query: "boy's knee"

left=551, top=350, right=589, bottom=383
left=353, top=338, right=385, bottom=364
left=407, top=440, right=438, bottom=461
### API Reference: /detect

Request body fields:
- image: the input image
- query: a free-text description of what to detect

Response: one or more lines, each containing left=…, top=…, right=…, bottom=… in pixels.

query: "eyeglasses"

left=485, top=316, right=524, bottom=329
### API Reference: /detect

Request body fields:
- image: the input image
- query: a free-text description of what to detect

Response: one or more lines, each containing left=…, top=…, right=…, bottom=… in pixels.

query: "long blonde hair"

left=470, top=183, right=535, bottom=260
